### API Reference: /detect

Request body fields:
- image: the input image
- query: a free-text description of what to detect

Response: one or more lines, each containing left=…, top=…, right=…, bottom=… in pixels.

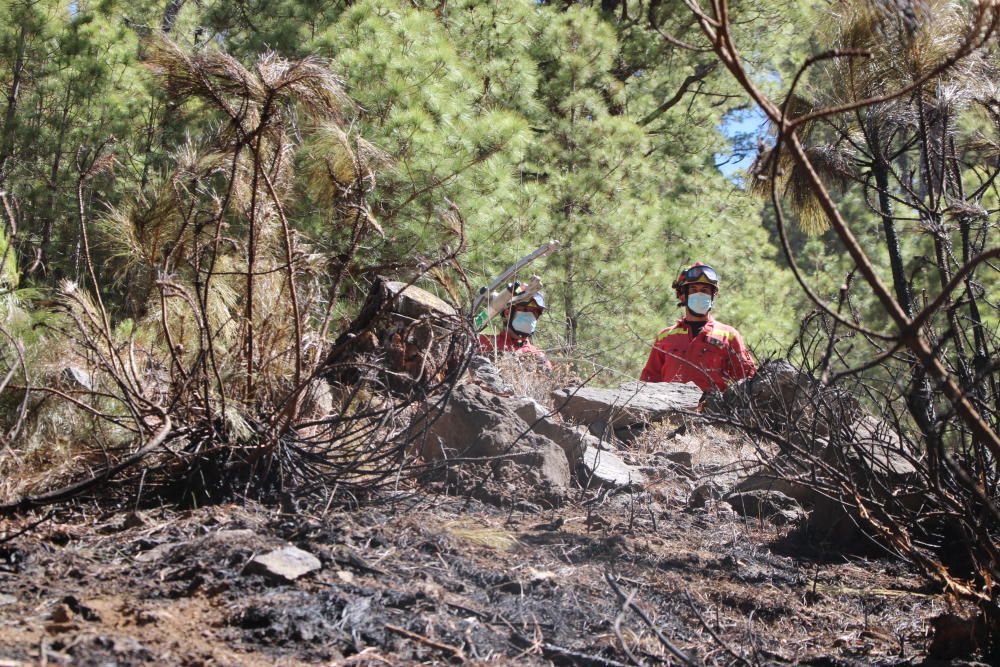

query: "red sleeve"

left=478, top=334, right=495, bottom=354
left=725, top=331, right=756, bottom=382
left=640, top=342, right=662, bottom=382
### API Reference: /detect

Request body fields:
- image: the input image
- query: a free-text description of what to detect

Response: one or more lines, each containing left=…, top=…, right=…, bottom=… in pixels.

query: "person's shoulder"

left=478, top=333, right=497, bottom=350
left=655, top=321, right=686, bottom=341
left=708, top=320, right=746, bottom=340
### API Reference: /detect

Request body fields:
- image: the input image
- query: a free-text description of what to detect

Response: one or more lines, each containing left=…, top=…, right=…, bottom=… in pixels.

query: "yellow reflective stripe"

left=656, top=327, right=688, bottom=341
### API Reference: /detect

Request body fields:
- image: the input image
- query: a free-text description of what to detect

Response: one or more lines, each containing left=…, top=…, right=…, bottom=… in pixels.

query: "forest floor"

left=0, top=468, right=979, bottom=666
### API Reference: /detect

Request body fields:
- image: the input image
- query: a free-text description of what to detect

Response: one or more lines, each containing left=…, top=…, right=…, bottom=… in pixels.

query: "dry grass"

left=490, top=353, right=583, bottom=407
left=629, top=421, right=759, bottom=467
left=444, top=518, right=520, bottom=552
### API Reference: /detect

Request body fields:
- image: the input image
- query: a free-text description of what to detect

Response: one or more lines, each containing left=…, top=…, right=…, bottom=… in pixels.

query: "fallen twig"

left=684, top=590, right=752, bottom=666
left=0, top=415, right=172, bottom=516
left=385, top=623, right=465, bottom=662
left=613, top=586, right=644, bottom=666
left=509, top=631, right=631, bottom=667
left=606, top=572, right=697, bottom=666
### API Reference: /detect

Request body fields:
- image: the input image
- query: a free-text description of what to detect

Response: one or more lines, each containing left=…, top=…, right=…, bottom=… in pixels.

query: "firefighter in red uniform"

left=479, top=286, right=552, bottom=370
left=640, top=262, right=755, bottom=392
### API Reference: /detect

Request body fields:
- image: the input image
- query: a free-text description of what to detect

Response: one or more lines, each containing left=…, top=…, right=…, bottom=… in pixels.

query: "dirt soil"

left=0, top=471, right=976, bottom=667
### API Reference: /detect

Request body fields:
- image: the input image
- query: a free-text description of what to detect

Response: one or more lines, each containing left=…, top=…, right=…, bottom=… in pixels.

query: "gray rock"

left=520, top=441, right=572, bottom=490
left=579, top=445, right=646, bottom=488
left=245, top=546, right=321, bottom=582
left=831, top=415, right=916, bottom=478
left=62, top=365, right=94, bottom=390
left=417, top=383, right=538, bottom=459
left=587, top=419, right=610, bottom=438
left=736, top=466, right=890, bottom=543
left=469, top=355, right=515, bottom=396
left=299, top=379, right=334, bottom=421
left=689, top=481, right=725, bottom=508
left=741, top=359, right=814, bottom=409
left=735, top=470, right=806, bottom=500
left=730, top=410, right=918, bottom=546
left=725, top=489, right=807, bottom=526
left=133, top=541, right=181, bottom=563
left=385, top=280, right=457, bottom=318
left=511, top=396, right=548, bottom=424
left=583, top=425, right=615, bottom=451
left=656, top=451, right=693, bottom=468
left=707, top=358, right=919, bottom=548
left=706, top=359, right=862, bottom=456
left=510, top=397, right=596, bottom=464
left=551, top=381, right=702, bottom=430
left=414, top=383, right=570, bottom=489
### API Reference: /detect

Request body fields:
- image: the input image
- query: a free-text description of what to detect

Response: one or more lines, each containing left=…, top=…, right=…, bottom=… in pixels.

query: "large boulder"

left=509, top=397, right=603, bottom=463
left=832, top=415, right=916, bottom=478
left=414, top=383, right=570, bottom=490
left=735, top=470, right=859, bottom=543
left=579, top=446, right=646, bottom=488
left=550, top=381, right=701, bottom=431
left=706, top=359, right=862, bottom=455
left=707, top=359, right=920, bottom=548
left=725, top=489, right=807, bottom=526
left=735, top=430, right=919, bottom=546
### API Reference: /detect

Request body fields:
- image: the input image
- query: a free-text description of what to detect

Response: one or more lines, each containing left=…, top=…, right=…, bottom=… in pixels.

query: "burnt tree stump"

left=324, top=277, right=469, bottom=392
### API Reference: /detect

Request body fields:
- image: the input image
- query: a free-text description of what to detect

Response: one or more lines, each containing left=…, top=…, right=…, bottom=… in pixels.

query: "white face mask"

left=510, top=311, right=538, bottom=335
left=687, top=292, right=713, bottom=315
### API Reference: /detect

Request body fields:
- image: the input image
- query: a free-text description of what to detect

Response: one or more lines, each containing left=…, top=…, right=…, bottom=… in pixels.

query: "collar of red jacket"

left=498, top=329, right=531, bottom=348
left=676, top=314, right=715, bottom=333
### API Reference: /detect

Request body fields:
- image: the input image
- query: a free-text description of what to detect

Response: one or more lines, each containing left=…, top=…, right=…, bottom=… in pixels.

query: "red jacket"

left=479, top=331, right=552, bottom=370
left=640, top=316, right=756, bottom=392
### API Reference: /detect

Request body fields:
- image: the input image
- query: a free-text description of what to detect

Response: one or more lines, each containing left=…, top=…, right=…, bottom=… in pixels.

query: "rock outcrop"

left=714, top=359, right=919, bottom=545
left=550, top=381, right=701, bottom=434
left=414, top=383, right=572, bottom=496
left=579, top=446, right=646, bottom=488
left=509, top=397, right=607, bottom=462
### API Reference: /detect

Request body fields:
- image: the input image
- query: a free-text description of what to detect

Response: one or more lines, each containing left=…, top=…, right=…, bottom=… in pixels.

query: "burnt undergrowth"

left=0, top=36, right=477, bottom=516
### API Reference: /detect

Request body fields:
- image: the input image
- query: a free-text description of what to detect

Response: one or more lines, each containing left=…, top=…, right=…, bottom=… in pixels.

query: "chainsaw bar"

left=471, top=240, right=560, bottom=330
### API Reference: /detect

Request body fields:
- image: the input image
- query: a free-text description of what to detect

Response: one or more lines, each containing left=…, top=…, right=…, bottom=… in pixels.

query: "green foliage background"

left=0, top=0, right=821, bottom=376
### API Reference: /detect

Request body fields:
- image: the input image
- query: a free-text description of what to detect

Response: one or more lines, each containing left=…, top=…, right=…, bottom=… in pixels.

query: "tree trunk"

left=871, top=140, right=912, bottom=317
left=0, top=24, right=28, bottom=188
left=564, top=244, right=577, bottom=350
left=161, top=0, right=186, bottom=34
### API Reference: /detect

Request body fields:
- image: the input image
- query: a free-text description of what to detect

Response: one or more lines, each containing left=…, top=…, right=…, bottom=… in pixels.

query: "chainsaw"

left=471, top=240, right=561, bottom=331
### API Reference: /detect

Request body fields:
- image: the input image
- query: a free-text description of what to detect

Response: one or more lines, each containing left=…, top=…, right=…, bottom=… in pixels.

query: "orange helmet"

left=502, top=282, right=546, bottom=313
left=672, top=262, right=719, bottom=290
left=673, top=262, right=719, bottom=304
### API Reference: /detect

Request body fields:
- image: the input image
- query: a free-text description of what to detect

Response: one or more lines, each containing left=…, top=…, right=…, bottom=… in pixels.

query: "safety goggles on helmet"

left=524, top=291, right=545, bottom=310
left=508, top=283, right=546, bottom=311
left=675, top=264, right=719, bottom=289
